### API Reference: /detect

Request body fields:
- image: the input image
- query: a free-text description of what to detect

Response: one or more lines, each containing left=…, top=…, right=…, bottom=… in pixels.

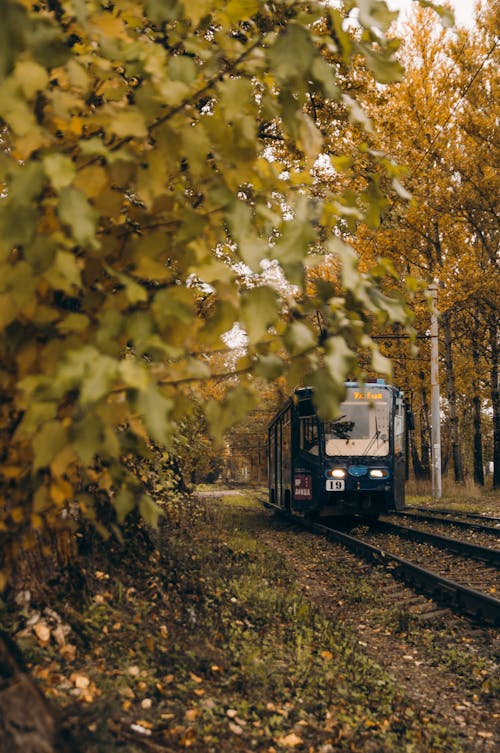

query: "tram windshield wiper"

left=361, top=414, right=380, bottom=457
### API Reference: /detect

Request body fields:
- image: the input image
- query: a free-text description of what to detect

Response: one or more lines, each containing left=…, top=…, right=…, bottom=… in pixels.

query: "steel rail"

left=388, top=510, right=500, bottom=535
left=373, top=520, right=500, bottom=564
left=406, top=506, right=500, bottom=525
left=297, top=517, right=500, bottom=625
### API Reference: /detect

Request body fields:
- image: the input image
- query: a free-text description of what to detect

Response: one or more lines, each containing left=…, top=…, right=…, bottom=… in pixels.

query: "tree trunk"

left=490, top=317, right=500, bottom=490
left=410, top=435, right=428, bottom=479
left=471, top=342, right=485, bottom=486
left=0, top=631, right=67, bottom=753
left=442, top=310, right=465, bottom=483
left=418, top=373, right=431, bottom=479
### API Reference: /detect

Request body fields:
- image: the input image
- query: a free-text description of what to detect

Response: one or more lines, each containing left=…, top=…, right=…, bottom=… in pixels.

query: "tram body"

left=267, top=382, right=411, bottom=518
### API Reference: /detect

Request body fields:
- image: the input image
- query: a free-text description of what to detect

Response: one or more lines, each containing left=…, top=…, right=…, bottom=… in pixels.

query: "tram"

left=267, top=381, right=412, bottom=518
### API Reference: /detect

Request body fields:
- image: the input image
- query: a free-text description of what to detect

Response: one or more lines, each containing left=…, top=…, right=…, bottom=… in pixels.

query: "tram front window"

left=324, top=391, right=390, bottom=457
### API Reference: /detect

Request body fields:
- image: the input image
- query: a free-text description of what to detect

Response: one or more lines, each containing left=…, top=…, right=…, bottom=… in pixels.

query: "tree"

left=3, top=0, right=450, bottom=589
left=352, top=2, right=499, bottom=485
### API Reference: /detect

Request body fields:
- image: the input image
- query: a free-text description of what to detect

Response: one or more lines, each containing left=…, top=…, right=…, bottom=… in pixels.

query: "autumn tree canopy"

left=353, top=2, right=499, bottom=485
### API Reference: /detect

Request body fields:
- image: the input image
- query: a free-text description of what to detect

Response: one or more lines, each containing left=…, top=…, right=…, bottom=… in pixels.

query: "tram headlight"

left=329, top=468, right=346, bottom=479
left=369, top=469, right=389, bottom=478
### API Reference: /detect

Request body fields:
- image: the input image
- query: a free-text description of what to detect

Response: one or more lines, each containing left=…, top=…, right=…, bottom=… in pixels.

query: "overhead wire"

left=409, top=37, right=498, bottom=181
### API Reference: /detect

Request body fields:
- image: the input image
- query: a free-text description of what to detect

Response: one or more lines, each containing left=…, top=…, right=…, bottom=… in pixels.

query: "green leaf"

left=254, top=354, right=284, bottom=379
left=56, top=313, right=89, bottom=334
left=43, top=250, right=82, bottom=293
left=341, top=94, right=373, bottom=133
left=44, top=153, right=76, bottom=190
left=26, top=17, right=71, bottom=69
left=70, top=414, right=104, bottom=465
left=168, top=55, right=197, bottom=84
left=224, top=0, right=259, bottom=23
left=284, top=321, right=316, bottom=356
left=241, top=286, right=280, bottom=345
left=80, top=354, right=118, bottom=404
left=9, top=162, right=45, bottom=207
left=33, top=420, right=68, bottom=471
left=357, top=0, right=399, bottom=33
left=219, top=77, right=254, bottom=120
left=0, top=204, right=37, bottom=251
left=371, top=346, right=392, bottom=376
left=108, top=109, right=148, bottom=138
left=58, top=187, right=99, bottom=248
left=138, top=493, right=162, bottom=527
left=118, top=358, right=150, bottom=390
left=205, top=386, right=256, bottom=445
left=146, top=0, right=184, bottom=23
left=14, top=60, right=49, bottom=98
left=0, top=1, right=27, bottom=81
left=114, top=486, right=136, bottom=523
left=418, top=1, right=454, bottom=27
left=269, top=24, right=315, bottom=82
left=323, top=336, right=357, bottom=386
left=136, top=385, right=174, bottom=446
left=360, top=45, right=404, bottom=85
left=55, top=346, right=117, bottom=404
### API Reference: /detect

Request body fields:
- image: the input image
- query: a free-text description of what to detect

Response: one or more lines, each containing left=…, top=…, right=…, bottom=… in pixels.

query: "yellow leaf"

left=69, top=116, right=84, bottom=135
left=31, top=513, right=43, bottom=529
left=50, top=445, right=77, bottom=477
left=74, top=165, right=109, bottom=198
left=92, top=13, right=130, bottom=40
left=10, top=507, right=25, bottom=524
left=278, top=733, right=303, bottom=748
left=50, top=478, right=73, bottom=506
left=14, top=61, right=49, bottom=98
left=109, top=109, right=148, bottom=138
left=1, top=466, right=23, bottom=479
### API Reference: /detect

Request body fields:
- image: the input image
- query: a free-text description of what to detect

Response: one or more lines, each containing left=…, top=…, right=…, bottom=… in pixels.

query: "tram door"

left=393, top=398, right=406, bottom=509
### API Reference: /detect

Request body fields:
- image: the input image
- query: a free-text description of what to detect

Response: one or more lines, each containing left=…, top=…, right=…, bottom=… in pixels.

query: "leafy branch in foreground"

left=0, top=0, right=421, bottom=583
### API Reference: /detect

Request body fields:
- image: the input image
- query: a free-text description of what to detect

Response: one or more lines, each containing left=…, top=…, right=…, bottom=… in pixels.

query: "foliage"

left=352, top=3, right=500, bottom=482
left=0, top=0, right=436, bottom=585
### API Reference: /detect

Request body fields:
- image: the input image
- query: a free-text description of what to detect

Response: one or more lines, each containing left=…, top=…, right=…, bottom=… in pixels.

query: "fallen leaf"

left=34, top=621, right=51, bottom=644
left=71, top=672, right=90, bottom=689
left=278, top=732, right=303, bottom=747
left=59, top=643, right=77, bottom=661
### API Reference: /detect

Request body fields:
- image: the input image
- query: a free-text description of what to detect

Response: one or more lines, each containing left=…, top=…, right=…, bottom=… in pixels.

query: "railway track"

left=390, top=509, right=500, bottom=536
left=405, top=506, right=500, bottom=526
left=296, top=514, right=500, bottom=625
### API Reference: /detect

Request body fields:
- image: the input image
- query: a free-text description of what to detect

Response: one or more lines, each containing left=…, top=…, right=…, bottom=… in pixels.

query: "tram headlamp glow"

left=369, top=469, right=388, bottom=479
left=330, top=468, right=346, bottom=479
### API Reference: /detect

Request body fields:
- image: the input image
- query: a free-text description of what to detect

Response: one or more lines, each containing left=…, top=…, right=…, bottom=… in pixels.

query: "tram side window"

left=282, top=413, right=291, bottom=461
left=300, top=417, right=319, bottom=455
left=394, top=401, right=405, bottom=454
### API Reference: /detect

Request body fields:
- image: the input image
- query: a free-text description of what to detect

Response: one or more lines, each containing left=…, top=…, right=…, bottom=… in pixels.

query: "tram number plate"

left=326, top=479, right=345, bottom=492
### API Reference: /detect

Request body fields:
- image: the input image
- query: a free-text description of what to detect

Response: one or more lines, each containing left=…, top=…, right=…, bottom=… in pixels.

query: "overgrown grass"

left=407, top=478, right=499, bottom=513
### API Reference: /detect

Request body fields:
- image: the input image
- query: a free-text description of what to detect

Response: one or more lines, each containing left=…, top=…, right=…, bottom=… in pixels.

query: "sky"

left=386, top=0, right=478, bottom=28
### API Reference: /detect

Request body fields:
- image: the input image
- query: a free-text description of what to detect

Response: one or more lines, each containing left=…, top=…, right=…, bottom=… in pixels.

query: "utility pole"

left=429, top=283, right=442, bottom=499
